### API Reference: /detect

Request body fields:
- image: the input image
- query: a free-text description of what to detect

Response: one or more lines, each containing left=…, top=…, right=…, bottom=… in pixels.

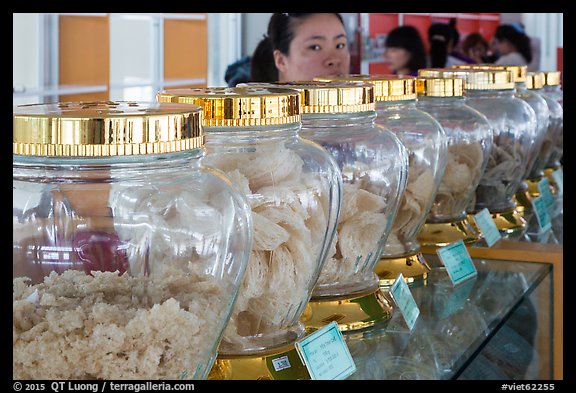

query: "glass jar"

left=542, top=71, right=564, bottom=201
left=414, top=76, right=493, bottom=247
left=419, top=68, right=537, bottom=238
left=13, top=101, right=253, bottom=380
left=526, top=72, right=563, bottom=187
left=453, top=64, right=548, bottom=222
left=320, top=74, right=448, bottom=286
left=520, top=71, right=564, bottom=224
left=542, top=71, right=563, bottom=171
left=249, top=80, right=407, bottom=332
left=157, top=87, right=341, bottom=377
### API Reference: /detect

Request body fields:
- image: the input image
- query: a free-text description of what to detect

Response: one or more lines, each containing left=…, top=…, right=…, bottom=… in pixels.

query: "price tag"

left=472, top=208, right=502, bottom=247
left=271, top=355, right=291, bottom=372
left=295, top=321, right=356, bottom=380
left=551, top=169, right=563, bottom=196
left=538, top=177, right=555, bottom=211
left=390, top=273, right=420, bottom=331
left=532, top=195, right=552, bottom=232
left=436, top=240, right=478, bottom=286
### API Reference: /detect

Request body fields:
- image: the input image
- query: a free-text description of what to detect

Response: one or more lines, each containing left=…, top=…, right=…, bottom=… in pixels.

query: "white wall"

left=241, top=13, right=272, bottom=57
left=13, top=13, right=39, bottom=92
left=521, top=13, right=563, bottom=71
left=208, top=13, right=242, bottom=87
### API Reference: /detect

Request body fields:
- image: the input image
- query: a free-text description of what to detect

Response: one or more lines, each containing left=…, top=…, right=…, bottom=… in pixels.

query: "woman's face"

left=493, top=38, right=513, bottom=56
left=384, top=47, right=411, bottom=74
left=274, top=13, right=351, bottom=82
left=467, top=43, right=487, bottom=63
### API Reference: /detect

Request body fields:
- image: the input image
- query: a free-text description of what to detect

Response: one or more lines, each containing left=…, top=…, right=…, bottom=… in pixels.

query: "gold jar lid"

left=13, top=101, right=204, bottom=157
left=315, top=74, right=417, bottom=102
left=453, top=64, right=527, bottom=83
left=157, top=87, right=300, bottom=127
left=526, top=71, right=545, bottom=89
left=415, top=77, right=464, bottom=97
left=542, top=71, right=561, bottom=86
left=237, top=80, right=375, bottom=114
left=418, top=68, right=515, bottom=90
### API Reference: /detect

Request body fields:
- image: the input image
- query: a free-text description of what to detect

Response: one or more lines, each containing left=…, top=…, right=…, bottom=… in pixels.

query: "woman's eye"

left=309, top=44, right=321, bottom=51
left=336, top=43, right=347, bottom=49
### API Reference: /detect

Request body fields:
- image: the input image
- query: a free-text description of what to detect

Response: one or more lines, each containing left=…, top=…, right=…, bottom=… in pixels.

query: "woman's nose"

left=325, top=58, right=340, bottom=68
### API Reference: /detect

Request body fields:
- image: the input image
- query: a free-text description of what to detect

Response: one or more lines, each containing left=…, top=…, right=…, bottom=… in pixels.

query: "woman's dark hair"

left=428, top=19, right=460, bottom=68
left=385, top=25, right=427, bottom=73
left=250, top=13, right=346, bottom=82
left=494, top=24, right=532, bottom=64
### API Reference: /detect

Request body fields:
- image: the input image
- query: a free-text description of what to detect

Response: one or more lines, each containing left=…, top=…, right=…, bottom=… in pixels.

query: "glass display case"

left=220, top=241, right=560, bottom=381
left=248, top=243, right=560, bottom=380
left=344, top=253, right=554, bottom=380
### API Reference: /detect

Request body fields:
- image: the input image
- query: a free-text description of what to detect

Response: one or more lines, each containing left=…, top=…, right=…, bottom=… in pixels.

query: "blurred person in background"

left=427, top=19, right=475, bottom=67
left=384, top=25, right=427, bottom=76
left=491, top=23, right=532, bottom=66
left=250, top=13, right=351, bottom=83
left=461, top=32, right=490, bottom=64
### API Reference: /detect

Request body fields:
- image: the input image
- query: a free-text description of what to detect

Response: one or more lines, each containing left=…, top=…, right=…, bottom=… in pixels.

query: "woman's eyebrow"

left=304, top=35, right=328, bottom=42
left=304, top=33, right=347, bottom=42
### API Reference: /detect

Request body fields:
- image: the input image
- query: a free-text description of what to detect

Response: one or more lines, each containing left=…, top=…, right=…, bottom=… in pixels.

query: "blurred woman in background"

left=491, top=23, right=532, bottom=66
left=427, top=19, right=475, bottom=67
left=461, top=32, right=490, bottom=64
left=384, top=25, right=427, bottom=76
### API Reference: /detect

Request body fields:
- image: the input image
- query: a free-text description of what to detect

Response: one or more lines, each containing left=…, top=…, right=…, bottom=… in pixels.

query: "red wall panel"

left=369, top=13, right=399, bottom=37
left=557, top=47, right=563, bottom=87
left=456, top=19, right=480, bottom=40
left=479, top=20, right=500, bottom=42
left=403, top=15, right=431, bottom=51
left=369, top=62, right=392, bottom=75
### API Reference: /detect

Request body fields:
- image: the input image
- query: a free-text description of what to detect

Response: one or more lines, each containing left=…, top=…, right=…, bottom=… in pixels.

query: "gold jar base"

left=374, top=252, right=431, bottom=288
left=514, top=181, right=533, bottom=217
left=525, top=177, right=543, bottom=198
left=301, top=286, right=393, bottom=334
left=467, top=208, right=526, bottom=238
left=417, top=217, right=482, bottom=248
left=208, top=343, right=310, bottom=380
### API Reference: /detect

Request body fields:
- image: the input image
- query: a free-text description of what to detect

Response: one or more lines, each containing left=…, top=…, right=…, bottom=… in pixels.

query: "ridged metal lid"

left=415, top=77, right=465, bottom=97
left=453, top=64, right=527, bottom=83
left=13, top=101, right=204, bottom=157
left=157, top=86, right=301, bottom=127
left=315, top=74, right=417, bottom=102
left=526, top=71, right=545, bottom=90
left=238, top=80, right=375, bottom=114
left=542, top=71, right=561, bottom=86
left=418, top=68, right=515, bottom=90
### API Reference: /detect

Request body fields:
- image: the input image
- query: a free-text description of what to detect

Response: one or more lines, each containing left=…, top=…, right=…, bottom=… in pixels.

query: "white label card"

left=390, top=273, right=420, bottom=331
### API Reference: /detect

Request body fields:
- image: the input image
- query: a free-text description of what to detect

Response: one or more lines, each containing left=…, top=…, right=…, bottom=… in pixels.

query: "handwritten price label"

left=295, top=322, right=356, bottom=380
left=390, top=273, right=420, bottom=330
left=472, top=208, right=502, bottom=247
left=532, top=195, right=552, bottom=232
left=538, top=177, right=555, bottom=211
left=436, top=240, right=478, bottom=286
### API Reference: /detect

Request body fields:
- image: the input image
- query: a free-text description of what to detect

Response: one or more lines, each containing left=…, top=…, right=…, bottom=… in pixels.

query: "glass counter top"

left=343, top=255, right=552, bottom=380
